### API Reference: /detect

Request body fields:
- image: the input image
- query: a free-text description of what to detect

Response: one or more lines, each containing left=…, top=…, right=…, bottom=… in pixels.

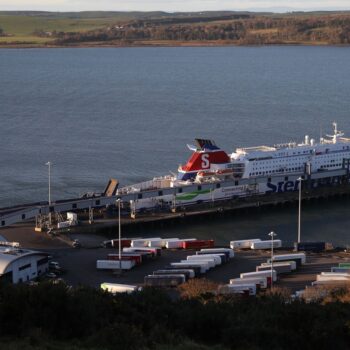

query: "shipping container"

left=270, top=253, right=306, bottom=266
left=339, top=263, right=350, bottom=268
left=170, top=262, right=209, bottom=274
left=160, top=238, right=179, bottom=248
left=107, top=253, right=142, bottom=265
left=294, top=241, right=326, bottom=252
left=196, top=250, right=229, bottom=261
left=100, top=283, right=139, bottom=294
left=230, top=239, right=261, bottom=250
left=200, top=248, right=234, bottom=259
left=125, top=251, right=154, bottom=262
left=131, top=238, right=161, bottom=248
left=261, top=261, right=297, bottom=271
left=195, top=252, right=227, bottom=264
left=123, top=247, right=161, bottom=257
left=180, top=259, right=215, bottom=269
left=167, top=265, right=201, bottom=277
left=229, top=277, right=268, bottom=289
left=316, top=272, right=350, bottom=282
left=186, top=255, right=222, bottom=266
left=331, top=267, right=350, bottom=273
left=320, top=272, right=350, bottom=277
left=240, top=270, right=277, bottom=282
left=153, top=269, right=195, bottom=280
left=182, top=240, right=215, bottom=250
left=165, top=238, right=197, bottom=249
left=218, top=283, right=257, bottom=296
left=144, top=274, right=186, bottom=287
left=147, top=239, right=163, bottom=248
left=102, top=238, right=135, bottom=248
left=250, top=240, right=282, bottom=250
left=256, top=263, right=292, bottom=274
left=96, top=260, right=135, bottom=270
left=312, top=280, right=350, bottom=286
left=110, top=239, right=132, bottom=249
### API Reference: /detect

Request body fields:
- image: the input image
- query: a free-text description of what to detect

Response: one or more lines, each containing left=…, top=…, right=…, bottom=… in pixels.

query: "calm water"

left=1, top=46, right=350, bottom=244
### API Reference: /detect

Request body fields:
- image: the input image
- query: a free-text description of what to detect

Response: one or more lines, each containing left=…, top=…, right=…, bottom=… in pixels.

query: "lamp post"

left=117, top=199, right=121, bottom=263
left=268, top=231, right=277, bottom=289
left=297, top=177, right=303, bottom=244
left=45, top=162, right=52, bottom=227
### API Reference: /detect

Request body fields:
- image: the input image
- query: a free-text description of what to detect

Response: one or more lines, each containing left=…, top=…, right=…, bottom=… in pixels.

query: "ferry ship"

left=117, top=123, right=350, bottom=212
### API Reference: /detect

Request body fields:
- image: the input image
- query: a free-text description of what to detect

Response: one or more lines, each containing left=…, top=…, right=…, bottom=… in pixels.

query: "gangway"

left=103, top=178, right=119, bottom=197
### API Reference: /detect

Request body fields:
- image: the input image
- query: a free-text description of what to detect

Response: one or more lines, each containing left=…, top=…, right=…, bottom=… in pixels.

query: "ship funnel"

left=305, top=135, right=310, bottom=145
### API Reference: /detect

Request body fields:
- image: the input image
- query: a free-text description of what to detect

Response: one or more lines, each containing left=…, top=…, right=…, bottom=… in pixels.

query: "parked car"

left=72, top=239, right=81, bottom=248
left=49, top=261, right=61, bottom=270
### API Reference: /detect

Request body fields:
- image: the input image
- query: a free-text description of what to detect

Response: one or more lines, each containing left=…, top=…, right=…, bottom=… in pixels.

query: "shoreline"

left=0, top=40, right=348, bottom=49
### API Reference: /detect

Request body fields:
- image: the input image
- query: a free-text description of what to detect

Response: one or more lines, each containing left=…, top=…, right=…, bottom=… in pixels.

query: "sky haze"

left=0, top=0, right=350, bottom=12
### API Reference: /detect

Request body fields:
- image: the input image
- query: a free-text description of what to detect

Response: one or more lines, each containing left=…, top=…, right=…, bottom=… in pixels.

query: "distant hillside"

left=0, top=11, right=350, bottom=47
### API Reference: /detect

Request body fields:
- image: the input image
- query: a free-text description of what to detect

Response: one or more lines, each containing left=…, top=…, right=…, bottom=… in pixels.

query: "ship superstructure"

left=177, top=123, right=350, bottom=182
left=230, top=122, right=350, bottom=179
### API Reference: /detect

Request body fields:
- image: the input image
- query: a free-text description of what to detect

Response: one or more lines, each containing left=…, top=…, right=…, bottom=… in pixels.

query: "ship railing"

left=273, top=142, right=297, bottom=149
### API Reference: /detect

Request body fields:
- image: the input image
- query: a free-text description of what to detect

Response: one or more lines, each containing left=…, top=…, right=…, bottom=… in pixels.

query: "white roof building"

left=0, top=246, right=49, bottom=283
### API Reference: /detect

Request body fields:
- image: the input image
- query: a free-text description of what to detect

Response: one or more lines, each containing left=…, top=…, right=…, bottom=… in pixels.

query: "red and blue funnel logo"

left=178, top=139, right=230, bottom=180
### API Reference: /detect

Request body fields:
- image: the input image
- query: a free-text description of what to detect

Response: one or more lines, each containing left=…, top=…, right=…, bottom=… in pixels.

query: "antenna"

left=333, top=121, right=338, bottom=135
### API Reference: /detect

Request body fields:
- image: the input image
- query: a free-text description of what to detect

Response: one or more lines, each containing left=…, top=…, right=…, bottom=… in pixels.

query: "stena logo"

left=201, top=154, right=210, bottom=168
left=266, top=180, right=300, bottom=193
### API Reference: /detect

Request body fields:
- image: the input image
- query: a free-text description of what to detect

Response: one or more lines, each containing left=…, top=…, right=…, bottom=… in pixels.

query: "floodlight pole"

left=268, top=231, right=276, bottom=289
left=297, top=177, right=303, bottom=244
left=46, top=162, right=52, bottom=227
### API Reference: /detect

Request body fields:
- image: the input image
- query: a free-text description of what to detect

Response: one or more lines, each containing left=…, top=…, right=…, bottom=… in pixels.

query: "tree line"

left=1, top=280, right=350, bottom=349
left=51, top=14, right=350, bottom=45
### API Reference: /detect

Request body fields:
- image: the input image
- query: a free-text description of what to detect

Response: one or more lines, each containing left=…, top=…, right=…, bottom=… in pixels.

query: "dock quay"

left=55, top=183, right=350, bottom=235
left=1, top=180, right=350, bottom=235
left=1, top=167, right=350, bottom=233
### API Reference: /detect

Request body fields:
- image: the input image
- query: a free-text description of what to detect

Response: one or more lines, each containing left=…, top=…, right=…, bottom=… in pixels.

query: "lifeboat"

left=216, top=169, right=234, bottom=175
left=197, top=171, right=216, bottom=178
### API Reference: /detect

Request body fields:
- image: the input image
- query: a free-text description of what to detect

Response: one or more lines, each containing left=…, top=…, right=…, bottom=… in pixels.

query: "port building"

left=0, top=246, right=49, bottom=283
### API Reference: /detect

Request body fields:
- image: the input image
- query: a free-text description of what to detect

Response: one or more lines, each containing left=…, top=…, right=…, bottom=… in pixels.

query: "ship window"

left=216, top=183, right=221, bottom=189
left=158, top=191, right=163, bottom=196
left=137, top=194, right=142, bottom=199
left=178, top=188, right=183, bottom=193
left=197, top=185, right=202, bottom=191
left=235, top=181, right=238, bottom=186
left=284, top=176, right=288, bottom=181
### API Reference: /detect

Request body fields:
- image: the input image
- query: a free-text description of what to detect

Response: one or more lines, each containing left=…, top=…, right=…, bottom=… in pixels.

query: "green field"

left=0, top=14, right=122, bottom=44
